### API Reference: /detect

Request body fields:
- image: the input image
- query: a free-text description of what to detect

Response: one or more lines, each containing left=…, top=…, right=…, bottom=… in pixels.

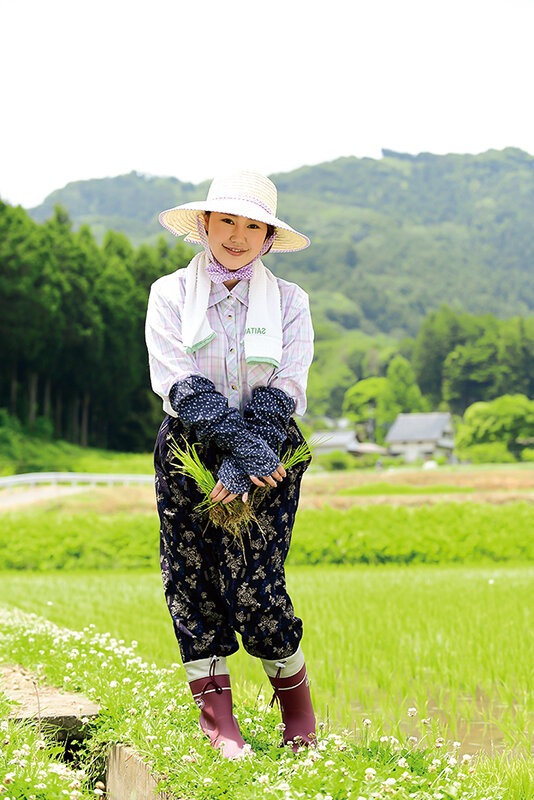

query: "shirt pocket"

left=247, top=363, right=275, bottom=390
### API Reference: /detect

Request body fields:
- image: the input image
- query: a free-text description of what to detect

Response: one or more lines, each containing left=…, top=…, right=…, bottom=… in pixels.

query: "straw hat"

left=159, top=170, right=310, bottom=253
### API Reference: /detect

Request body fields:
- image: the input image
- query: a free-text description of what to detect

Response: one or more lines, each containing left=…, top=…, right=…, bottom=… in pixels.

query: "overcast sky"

left=1, top=0, right=533, bottom=208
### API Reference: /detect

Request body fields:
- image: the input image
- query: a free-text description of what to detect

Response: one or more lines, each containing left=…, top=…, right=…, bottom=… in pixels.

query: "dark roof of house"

left=385, top=413, right=452, bottom=444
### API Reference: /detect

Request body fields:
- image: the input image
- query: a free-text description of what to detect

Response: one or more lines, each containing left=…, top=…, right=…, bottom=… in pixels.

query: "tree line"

left=0, top=201, right=191, bottom=451
left=3, top=198, right=534, bottom=453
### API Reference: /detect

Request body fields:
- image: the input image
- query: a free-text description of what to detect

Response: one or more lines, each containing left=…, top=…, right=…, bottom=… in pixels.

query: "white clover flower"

left=421, top=718, right=431, bottom=725
left=452, top=741, right=461, bottom=748
left=407, top=707, right=417, bottom=717
left=384, top=777, right=396, bottom=785
left=398, top=757, right=408, bottom=768
left=109, top=680, right=118, bottom=688
left=258, top=775, right=269, bottom=785
left=275, top=722, right=286, bottom=731
left=363, top=718, right=372, bottom=728
left=462, top=753, right=472, bottom=763
left=203, top=778, right=213, bottom=785
left=365, top=767, right=376, bottom=780
left=448, top=757, right=458, bottom=767
left=324, top=760, right=335, bottom=769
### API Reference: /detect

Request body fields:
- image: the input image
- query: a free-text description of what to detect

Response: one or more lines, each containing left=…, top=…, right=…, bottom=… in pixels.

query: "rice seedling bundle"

left=168, top=435, right=315, bottom=542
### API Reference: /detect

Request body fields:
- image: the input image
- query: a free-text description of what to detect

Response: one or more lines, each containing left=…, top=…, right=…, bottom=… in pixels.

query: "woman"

left=145, top=170, right=315, bottom=759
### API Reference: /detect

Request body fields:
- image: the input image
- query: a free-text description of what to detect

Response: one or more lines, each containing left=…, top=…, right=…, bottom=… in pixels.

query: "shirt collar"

left=208, top=280, right=249, bottom=309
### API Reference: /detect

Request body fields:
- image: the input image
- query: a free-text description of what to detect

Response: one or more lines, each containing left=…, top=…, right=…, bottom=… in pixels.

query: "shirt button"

left=227, top=314, right=232, bottom=319
left=227, top=295, right=232, bottom=300
left=229, top=348, right=234, bottom=353
left=231, top=384, right=237, bottom=390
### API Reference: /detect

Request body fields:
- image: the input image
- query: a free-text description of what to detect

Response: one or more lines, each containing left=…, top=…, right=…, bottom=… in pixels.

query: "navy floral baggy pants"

left=154, top=415, right=311, bottom=664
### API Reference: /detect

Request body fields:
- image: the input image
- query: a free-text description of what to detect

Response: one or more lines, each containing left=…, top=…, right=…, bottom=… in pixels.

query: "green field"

left=1, top=564, right=532, bottom=751
left=1, top=498, right=534, bottom=569
left=1, top=468, right=533, bottom=798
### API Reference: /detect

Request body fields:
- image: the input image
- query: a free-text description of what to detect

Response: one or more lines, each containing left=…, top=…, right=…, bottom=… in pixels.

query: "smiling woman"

left=146, top=170, right=316, bottom=759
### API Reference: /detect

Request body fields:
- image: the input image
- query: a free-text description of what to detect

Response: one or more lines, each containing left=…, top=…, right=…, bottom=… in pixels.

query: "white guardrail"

left=0, top=473, right=154, bottom=490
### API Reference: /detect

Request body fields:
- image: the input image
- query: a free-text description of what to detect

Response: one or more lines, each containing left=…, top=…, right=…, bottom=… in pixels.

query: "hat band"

left=207, top=194, right=274, bottom=216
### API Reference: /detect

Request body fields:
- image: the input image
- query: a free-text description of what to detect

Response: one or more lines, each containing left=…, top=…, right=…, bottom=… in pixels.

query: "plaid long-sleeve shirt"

left=145, top=267, right=314, bottom=418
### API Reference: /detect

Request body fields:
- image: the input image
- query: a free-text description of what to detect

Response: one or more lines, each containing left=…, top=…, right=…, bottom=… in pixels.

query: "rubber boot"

left=187, top=656, right=247, bottom=760
left=262, top=648, right=316, bottom=751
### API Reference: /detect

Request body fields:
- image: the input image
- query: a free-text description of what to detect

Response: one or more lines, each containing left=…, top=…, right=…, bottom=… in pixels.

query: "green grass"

left=1, top=501, right=534, bottom=570
left=338, top=482, right=474, bottom=496
left=0, top=430, right=153, bottom=476
left=1, top=564, right=532, bottom=756
left=3, top=607, right=520, bottom=800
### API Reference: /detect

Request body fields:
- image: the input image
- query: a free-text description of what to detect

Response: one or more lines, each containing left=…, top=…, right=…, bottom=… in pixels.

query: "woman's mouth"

left=223, top=245, right=247, bottom=256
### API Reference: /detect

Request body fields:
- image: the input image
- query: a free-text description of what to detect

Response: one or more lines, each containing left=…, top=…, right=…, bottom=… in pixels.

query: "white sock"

left=184, top=655, right=230, bottom=682
left=260, top=646, right=305, bottom=678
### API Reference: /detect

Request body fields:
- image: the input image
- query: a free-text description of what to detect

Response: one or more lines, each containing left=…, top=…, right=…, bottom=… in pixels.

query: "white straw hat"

left=158, top=170, right=310, bottom=253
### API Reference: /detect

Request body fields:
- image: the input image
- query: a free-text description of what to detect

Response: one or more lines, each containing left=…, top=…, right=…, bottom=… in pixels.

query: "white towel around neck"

left=181, top=252, right=283, bottom=368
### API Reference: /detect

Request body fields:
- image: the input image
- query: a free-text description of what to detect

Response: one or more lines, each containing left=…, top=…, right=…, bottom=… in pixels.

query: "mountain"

left=27, top=148, right=534, bottom=337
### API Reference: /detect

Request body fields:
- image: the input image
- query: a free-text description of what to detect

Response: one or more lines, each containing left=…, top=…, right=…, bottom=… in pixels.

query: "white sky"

left=1, top=0, right=533, bottom=208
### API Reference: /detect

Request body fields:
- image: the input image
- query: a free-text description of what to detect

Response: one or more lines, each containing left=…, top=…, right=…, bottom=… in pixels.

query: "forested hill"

left=28, top=148, right=534, bottom=337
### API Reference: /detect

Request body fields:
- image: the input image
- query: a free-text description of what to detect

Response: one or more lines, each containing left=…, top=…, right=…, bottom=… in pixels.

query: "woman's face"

left=204, top=212, right=269, bottom=270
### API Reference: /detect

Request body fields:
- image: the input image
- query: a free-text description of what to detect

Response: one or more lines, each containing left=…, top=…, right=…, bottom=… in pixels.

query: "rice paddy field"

left=1, top=463, right=533, bottom=798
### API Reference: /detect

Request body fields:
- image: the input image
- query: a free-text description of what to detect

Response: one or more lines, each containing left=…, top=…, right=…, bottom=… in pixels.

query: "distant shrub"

left=314, top=450, right=359, bottom=470
left=456, top=442, right=517, bottom=464
left=520, top=448, right=534, bottom=462
left=32, top=416, right=54, bottom=441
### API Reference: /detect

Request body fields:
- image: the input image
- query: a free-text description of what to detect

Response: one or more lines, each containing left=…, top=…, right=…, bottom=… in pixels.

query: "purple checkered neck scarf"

left=195, top=217, right=276, bottom=284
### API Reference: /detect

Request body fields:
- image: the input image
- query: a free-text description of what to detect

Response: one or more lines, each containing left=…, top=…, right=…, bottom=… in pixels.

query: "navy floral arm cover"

left=242, top=386, right=296, bottom=455
left=169, top=376, right=280, bottom=494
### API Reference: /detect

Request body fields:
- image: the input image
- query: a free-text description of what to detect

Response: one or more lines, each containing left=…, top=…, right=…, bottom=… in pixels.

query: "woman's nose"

left=230, top=225, right=247, bottom=241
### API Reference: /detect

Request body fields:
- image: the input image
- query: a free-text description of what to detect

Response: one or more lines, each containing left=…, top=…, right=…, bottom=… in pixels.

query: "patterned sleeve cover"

left=169, top=375, right=280, bottom=494
left=242, top=386, right=296, bottom=455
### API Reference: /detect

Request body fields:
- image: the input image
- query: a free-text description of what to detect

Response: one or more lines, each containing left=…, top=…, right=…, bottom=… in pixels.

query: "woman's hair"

left=204, top=211, right=275, bottom=242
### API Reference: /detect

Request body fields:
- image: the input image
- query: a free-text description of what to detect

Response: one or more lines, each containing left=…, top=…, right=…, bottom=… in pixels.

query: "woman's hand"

left=250, top=463, right=286, bottom=488
left=209, top=463, right=286, bottom=505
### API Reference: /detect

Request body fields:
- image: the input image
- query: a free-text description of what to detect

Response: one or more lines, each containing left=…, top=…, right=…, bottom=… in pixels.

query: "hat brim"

left=158, top=199, right=310, bottom=253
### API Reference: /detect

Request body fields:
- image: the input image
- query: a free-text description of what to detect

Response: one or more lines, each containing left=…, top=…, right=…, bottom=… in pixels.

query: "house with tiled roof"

left=385, top=412, right=455, bottom=463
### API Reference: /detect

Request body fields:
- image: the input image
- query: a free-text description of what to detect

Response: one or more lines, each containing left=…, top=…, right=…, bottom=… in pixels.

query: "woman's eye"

left=248, top=223, right=259, bottom=229
left=221, top=218, right=234, bottom=224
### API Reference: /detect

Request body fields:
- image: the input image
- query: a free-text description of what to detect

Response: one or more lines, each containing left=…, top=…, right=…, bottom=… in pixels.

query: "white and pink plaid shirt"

left=145, top=268, right=314, bottom=417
